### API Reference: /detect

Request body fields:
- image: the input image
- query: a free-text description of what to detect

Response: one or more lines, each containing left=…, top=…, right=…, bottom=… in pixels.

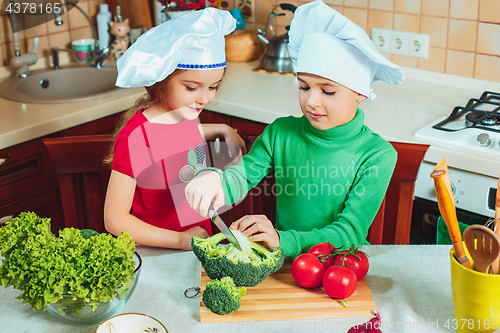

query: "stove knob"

left=477, top=133, right=492, bottom=147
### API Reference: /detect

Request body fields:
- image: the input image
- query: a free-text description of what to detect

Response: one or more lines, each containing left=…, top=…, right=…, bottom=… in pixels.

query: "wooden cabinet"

left=0, top=112, right=125, bottom=233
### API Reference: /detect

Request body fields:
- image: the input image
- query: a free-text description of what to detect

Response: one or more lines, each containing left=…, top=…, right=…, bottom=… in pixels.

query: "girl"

left=185, top=0, right=405, bottom=259
left=104, top=8, right=245, bottom=251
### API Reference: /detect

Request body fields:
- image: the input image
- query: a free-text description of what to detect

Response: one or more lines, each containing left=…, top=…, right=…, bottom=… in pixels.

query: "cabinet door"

left=0, top=137, right=57, bottom=205
left=0, top=187, right=63, bottom=234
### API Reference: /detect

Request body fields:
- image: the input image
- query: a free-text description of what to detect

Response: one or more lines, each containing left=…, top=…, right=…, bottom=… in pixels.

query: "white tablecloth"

left=0, top=245, right=458, bottom=333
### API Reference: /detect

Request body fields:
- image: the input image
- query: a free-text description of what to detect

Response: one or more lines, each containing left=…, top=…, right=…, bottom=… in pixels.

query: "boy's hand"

left=230, top=215, right=280, bottom=250
left=185, top=170, right=224, bottom=217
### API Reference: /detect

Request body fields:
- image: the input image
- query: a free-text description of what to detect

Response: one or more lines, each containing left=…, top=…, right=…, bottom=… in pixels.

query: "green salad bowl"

left=45, top=252, right=142, bottom=325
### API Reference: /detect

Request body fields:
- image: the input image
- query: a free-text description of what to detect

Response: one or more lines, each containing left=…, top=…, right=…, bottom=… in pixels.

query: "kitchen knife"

left=209, top=202, right=242, bottom=251
left=491, top=174, right=500, bottom=274
left=431, top=164, right=472, bottom=269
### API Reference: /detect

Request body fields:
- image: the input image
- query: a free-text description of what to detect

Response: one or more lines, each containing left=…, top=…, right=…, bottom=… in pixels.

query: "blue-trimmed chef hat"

left=116, top=8, right=236, bottom=88
left=287, top=0, right=404, bottom=100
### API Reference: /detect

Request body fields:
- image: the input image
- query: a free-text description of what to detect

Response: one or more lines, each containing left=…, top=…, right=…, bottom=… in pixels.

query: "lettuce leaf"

left=0, top=212, right=136, bottom=313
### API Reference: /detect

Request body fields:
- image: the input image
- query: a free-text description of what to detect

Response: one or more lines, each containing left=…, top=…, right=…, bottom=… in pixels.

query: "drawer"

left=0, top=187, right=63, bottom=234
left=199, top=110, right=231, bottom=125
left=0, top=138, right=58, bottom=204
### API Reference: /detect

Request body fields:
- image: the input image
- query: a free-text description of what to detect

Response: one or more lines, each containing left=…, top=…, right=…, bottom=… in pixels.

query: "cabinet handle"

left=0, top=215, right=14, bottom=225
left=0, top=153, right=11, bottom=167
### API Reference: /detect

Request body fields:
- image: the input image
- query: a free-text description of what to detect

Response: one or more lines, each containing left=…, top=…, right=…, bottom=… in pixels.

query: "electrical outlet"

left=370, top=28, right=390, bottom=53
left=407, top=33, right=429, bottom=59
left=370, top=28, right=429, bottom=59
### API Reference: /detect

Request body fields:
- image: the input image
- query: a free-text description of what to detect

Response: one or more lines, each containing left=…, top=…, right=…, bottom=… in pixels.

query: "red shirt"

left=112, top=111, right=212, bottom=235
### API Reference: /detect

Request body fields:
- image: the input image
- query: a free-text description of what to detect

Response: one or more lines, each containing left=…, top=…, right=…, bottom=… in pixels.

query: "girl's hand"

left=222, top=126, right=247, bottom=162
left=230, top=215, right=279, bottom=250
left=185, top=170, right=224, bottom=217
left=179, top=226, right=209, bottom=251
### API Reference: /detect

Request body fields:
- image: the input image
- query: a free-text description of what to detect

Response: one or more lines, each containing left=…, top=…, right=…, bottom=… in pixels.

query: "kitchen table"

left=1, top=245, right=459, bottom=333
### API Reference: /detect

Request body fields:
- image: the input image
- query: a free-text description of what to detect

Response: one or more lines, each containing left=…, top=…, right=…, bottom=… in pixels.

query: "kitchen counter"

left=0, top=245, right=458, bottom=332
left=1, top=61, right=500, bottom=178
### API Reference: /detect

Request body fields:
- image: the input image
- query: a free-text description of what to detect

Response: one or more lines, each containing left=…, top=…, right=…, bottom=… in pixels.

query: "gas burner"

left=465, top=110, right=500, bottom=129
left=414, top=91, right=500, bottom=155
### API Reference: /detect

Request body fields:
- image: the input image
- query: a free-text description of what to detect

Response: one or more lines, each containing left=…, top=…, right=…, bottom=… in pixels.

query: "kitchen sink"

left=0, top=66, right=124, bottom=103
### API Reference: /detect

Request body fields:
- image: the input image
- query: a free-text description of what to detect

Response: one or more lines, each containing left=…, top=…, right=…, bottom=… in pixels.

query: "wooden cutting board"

left=200, top=261, right=377, bottom=323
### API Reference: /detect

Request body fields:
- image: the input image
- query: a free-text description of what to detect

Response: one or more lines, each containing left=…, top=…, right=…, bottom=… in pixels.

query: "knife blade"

left=209, top=203, right=242, bottom=251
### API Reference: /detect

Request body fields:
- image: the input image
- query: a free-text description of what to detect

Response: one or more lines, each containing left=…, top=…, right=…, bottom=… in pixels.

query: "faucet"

left=9, top=0, right=38, bottom=77
left=53, top=2, right=109, bottom=68
left=51, top=47, right=71, bottom=70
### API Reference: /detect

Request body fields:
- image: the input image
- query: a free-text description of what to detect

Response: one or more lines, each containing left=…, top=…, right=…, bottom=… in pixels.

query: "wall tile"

left=324, top=0, right=343, bottom=5
left=418, top=47, right=446, bottom=72
left=70, top=26, right=93, bottom=41
left=477, top=22, right=500, bottom=56
left=394, top=13, right=420, bottom=33
left=369, top=0, right=394, bottom=11
left=329, top=5, right=343, bottom=13
left=449, top=0, right=478, bottom=20
left=23, top=22, right=48, bottom=39
left=421, top=16, right=447, bottom=48
left=344, top=8, right=368, bottom=31
left=422, top=0, right=449, bottom=17
left=479, top=0, right=500, bottom=24
left=47, top=13, right=69, bottom=34
left=392, top=53, right=418, bottom=68
left=345, top=0, right=368, bottom=7
left=2, top=41, right=27, bottom=66
left=2, top=16, right=26, bottom=43
left=474, top=54, right=500, bottom=81
left=48, top=31, right=71, bottom=49
left=395, top=0, right=420, bottom=14
left=368, top=10, right=393, bottom=32
left=68, top=2, right=90, bottom=30
left=255, top=0, right=275, bottom=25
left=447, top=19, right=477, bottom=52
left=446, top=49, right=474, bottom=77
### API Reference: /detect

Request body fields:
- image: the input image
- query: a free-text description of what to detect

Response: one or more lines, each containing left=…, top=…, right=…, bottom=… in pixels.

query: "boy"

left=185, top=0, right=404, bottom=258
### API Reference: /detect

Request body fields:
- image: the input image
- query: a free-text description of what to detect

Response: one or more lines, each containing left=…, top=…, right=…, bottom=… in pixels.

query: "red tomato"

left=322, top=265, right=357, bottom=299
left=334, top=246, right=369, bottom=281
left=307, top=242, right=338, bottom=268
left=291, top=253, right=326, bottom=288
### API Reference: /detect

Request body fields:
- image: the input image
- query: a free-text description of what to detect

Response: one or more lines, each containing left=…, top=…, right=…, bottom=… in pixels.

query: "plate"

left=95, top=313, right=168, bottom=333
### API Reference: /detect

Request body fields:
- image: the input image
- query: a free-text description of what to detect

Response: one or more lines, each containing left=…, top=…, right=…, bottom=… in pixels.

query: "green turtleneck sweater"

left=220, top=110, right=397, bottom=259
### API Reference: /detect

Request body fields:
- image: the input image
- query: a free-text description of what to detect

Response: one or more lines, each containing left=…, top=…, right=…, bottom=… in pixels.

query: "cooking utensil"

left=208, top=202, right=242, bottom=251
left=491, top=174, right=500, bottom=273
left=431, top=160, right=472, bottom=269
left=463, top=225, right=500, bottom=273
left=256, top=3, right=296, bottom=73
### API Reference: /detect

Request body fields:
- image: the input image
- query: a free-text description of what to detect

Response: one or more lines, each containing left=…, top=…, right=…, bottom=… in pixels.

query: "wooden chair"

left=43, top=135, right=114, bottom=233
left=367, top=142, right=429, bottom=245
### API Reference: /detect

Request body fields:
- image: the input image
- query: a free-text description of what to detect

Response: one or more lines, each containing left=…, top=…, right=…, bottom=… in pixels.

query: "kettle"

left=256, top=3, right=297, bottom=74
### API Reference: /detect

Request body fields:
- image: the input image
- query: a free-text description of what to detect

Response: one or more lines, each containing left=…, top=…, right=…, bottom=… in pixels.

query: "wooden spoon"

left=431, top=162, right=471, bottom=269
left=463, top=225, right=500, bottom=274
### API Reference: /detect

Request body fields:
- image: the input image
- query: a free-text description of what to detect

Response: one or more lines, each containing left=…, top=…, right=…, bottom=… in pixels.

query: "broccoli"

left=202, top=277, right=246, bottom=315
left=192, top=229, right=284, bottom=287
left=80, top=229, right=100, bottom=239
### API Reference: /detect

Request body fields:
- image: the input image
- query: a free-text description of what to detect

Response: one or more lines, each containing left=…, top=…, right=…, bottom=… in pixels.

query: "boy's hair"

left=103, top=69, right=184, bottom=165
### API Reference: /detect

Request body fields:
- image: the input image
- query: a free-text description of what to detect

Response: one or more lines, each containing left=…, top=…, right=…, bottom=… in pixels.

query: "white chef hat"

left=116, top=8, right=236, bottom=88
left=287, top=0, right=404, bottom=100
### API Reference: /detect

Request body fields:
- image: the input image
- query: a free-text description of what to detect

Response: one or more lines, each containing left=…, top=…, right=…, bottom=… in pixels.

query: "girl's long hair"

left=104, top=69, right=183, bottom=165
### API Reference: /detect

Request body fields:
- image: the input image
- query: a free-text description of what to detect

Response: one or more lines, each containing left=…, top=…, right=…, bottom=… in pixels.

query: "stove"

left=414, top=91, right=500, bottom=155
left=411, top=91, right=500, bottom=241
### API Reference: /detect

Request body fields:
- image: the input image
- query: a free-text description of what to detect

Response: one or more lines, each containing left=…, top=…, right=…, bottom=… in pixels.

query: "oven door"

left=410, top=161, right=497, bottom=244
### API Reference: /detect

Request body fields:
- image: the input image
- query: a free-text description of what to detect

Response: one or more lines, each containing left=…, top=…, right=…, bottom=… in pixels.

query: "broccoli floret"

left=192, top=229, right=284, bottom=287
left=202, top=277, right=246, bottom=315
left=80, top=229, right=100, bottom=239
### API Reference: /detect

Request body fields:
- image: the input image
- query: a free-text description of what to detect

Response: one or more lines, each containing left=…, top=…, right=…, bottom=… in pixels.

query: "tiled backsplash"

left=0, top=0, right=105, bottom=67
left=0, top=0, right=498, bottom=83
left=254, top=0, right=500, bottom=82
